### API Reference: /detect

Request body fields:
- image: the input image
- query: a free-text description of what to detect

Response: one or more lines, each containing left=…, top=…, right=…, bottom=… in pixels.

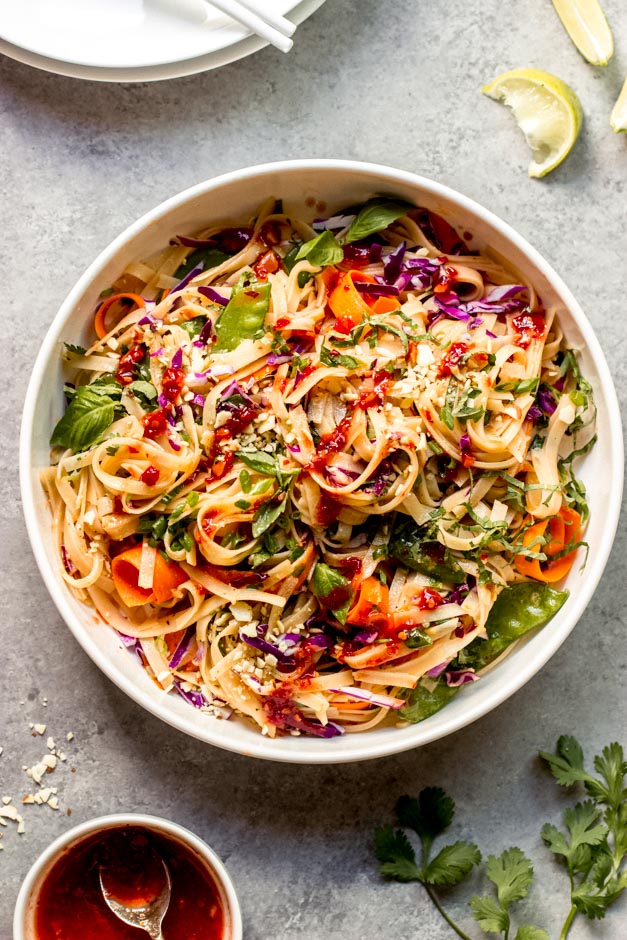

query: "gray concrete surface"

left=1, top=0, right=626, bottom=936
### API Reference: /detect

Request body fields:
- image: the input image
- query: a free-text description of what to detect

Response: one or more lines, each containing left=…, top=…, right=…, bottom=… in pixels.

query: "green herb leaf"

left=64, top=343, right=86, bottom=355
left=374, top=826, right=422, bottom=881
left=50, top=385, right=117, bottom=453
left=343, top=197, right=413, bottom=244
left=237, top=450, right=279, bottom=476
left=539, top=735, right=591, bottom=788
left=486, top=848, right=534, bottom=907
left=592, top=742, right=627, bottom=808
left=470, top=894, right=509, bottom=934
left=513, top=927, right=549, bottom=940
left=320, top=345, right=362, bottom=370
left=312, top=562, right=353, bottom=624
left=404, top=627, right=433, bottom=649
left=424, top=841, right=481, bottom=886
left=295, top=230, right=344, bottom=267
left=496, top=378, right=540, bottom=395
left=252, top=496, right=286, bottom=539
left=130, top=380, right=158, bottom=402
left=542, top=801, right=608, bottom=867
left=396, top=789, right=454, bottom=842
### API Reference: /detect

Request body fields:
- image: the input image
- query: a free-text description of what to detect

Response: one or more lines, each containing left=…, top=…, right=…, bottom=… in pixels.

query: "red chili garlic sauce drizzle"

left=35, top=826, right=224, bottom=940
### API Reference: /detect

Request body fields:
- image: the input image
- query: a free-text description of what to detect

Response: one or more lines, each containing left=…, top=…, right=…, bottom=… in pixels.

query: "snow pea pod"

left=213, top=276, right=271, bottom=352
left=399, top=681, right=459, bottom=723
left=464, top=582, right=569, bottom=670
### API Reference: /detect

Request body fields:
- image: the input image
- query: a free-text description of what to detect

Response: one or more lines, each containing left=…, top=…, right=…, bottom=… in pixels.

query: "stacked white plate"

left=0, top=0, right=326, bottom=81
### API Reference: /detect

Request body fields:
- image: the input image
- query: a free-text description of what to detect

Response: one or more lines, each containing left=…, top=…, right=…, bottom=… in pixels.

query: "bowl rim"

left=19, top=158, right=624, bottom=764
left=12, top=812, right=243, bottom=940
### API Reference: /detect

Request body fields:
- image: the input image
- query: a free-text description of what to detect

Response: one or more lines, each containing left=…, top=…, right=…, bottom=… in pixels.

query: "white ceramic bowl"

left=20, top=160, right=623, bottom=764
left=13, top=813, right=242, bottom=940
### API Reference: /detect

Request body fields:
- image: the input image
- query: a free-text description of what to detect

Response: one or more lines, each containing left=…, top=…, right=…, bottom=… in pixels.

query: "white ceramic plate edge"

left=19, top=160, right=624, bottom=764
left=0, top=0, right=326, bottom=82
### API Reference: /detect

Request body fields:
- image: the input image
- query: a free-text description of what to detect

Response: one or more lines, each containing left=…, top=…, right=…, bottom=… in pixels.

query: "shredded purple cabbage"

left=448, top=582, right=470, bottom=605
left=240, top=631, right=293, bottom=665
left=267, top=352, right=293, bottom=366
left=483, top=284, right=528, bottom=303
left=173, top=679, right=209, bottom=709
left=192, top=393, right=205, bottom=407
left=426, top=661, right=449, bottom=679
left=118, top=630, right=138, bottom=648
left=354, top=627, right=378, bottom=644
left=198, top=319, right=214, bottom=346
left=445, top=668, right=479, bottom=687
left=433, top=286, right=528, bottom=322
left=198, top=285, right=228, bottom=306
left=168, top=626, right=195, bottom=669
left=537, top=386, right=557, bottom=415
left=382, top=242, right=406, bottom=284
left=171, top=263, right=204, bottom=294
left=459, top=433, right=472, bottom=454
left=171, top=348, right=183, bottom=369
left=355, top=282, right=400, bottom=298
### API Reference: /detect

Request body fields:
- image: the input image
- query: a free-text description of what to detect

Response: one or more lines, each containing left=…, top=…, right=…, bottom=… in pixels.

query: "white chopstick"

left=230, top=0, right=296, bottom=36
left=206, top=0, right=295, bottom=53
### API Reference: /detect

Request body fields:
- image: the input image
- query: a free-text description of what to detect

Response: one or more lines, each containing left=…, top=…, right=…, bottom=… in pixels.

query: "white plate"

left=0, top=0, right=326, bottom=79
left=20, top=160, right=624, bottom=764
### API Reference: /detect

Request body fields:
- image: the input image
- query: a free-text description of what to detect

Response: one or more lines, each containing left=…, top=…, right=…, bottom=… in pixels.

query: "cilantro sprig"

left=540, top=736, right=627, bottom=936
left=375, top=788, right=481, bottom=940
left=374, top=736, right=627, bottom=940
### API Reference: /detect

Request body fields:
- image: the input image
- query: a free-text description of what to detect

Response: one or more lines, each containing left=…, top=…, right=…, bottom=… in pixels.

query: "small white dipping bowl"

left=13, top=813, right=242, bottom=940
left=20, top=160, right=624, bottom=764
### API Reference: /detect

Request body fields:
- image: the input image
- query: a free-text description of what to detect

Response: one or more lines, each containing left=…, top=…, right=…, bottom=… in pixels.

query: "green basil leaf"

left=312, top=562, right=354, bottom=625
left=320, top=346, right=362, bottom=370
left=295, top=230, right=344, bottom=267
left=496, top=377, right=540, bottom=395
left=237, top=450, right=278, bottom=476
left=50, top=385, right=117, bottom=453
left=343, top=197, right=413, bottom=244
left=252, top=497, right=286, bottom=538
left=213, top=276, right=271, bottom=352
left=404, top=628, right=433, bottom=649
left=130, top=380, right=158, bottom=402
left=282, top=244, right=300, bottom=273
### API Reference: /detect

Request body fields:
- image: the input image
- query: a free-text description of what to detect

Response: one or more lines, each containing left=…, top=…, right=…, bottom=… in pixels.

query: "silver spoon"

left=99, top=851, right=172, bottom=940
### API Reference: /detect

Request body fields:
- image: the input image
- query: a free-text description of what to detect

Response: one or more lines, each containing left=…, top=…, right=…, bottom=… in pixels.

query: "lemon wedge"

left=610, top=78, right=627, bottom=133
left=551, top=0, right=614, bottom=66
left=482, top=68, right=583, bottom=178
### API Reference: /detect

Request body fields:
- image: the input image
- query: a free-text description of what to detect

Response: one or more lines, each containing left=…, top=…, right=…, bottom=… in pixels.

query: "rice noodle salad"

left=43, top=196, right=595, bottom=738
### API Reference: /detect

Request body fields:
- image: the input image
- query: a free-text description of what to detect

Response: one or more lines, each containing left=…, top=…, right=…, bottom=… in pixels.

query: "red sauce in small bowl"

left=34, top=826, right=225, bottom=940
